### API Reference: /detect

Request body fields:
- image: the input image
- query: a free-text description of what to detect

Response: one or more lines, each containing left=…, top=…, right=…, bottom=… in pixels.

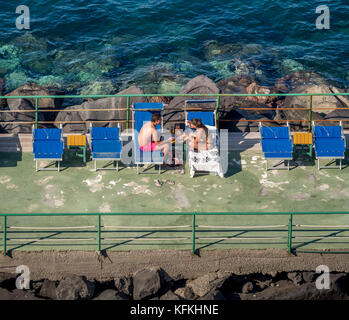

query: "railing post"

left=308, top=95, right=312, bottom=132
left=97, top=214, right=101, bottom=252
left=215, top=95, right=220, bottom=128
left=35, top=98, right=38, bottom=129
left=3, top=216, right=7, bottom=256
left=192, top=213, right=196, bottom=255
left=126, top=96, right=130, bottom=130
left=288, top=213, right=293, bottom=254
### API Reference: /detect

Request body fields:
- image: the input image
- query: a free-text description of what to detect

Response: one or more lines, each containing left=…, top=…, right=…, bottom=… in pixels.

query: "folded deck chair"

left=184, top=100, right=224, bottom=178
left=259, top=123, right=293, bottom=170
left=133, top=103, right=163, bottom=174
left=312, top=121, right=346, bottom=170
left=90, top=126, right=122, bottom=171
left=32, top=125, right=64, bottom=172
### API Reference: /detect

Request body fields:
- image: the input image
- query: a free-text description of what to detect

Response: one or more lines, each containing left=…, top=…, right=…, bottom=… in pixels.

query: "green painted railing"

left=1, top=92, right=349, bottom=130
left=1, top=211, right=349, bottom=256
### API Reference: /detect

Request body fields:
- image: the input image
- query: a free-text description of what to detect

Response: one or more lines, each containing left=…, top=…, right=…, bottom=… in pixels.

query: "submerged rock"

left=278, top=58, right=304, bottom=75
left=3, top=71, right=33, bottom=92
left=274, top=71, right=328, bottom=93
left=79, top=80, right=116, bottom=96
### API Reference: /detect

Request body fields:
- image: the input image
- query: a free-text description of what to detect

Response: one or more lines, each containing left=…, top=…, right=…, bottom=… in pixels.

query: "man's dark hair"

left=151, top=113, right=161, bottom=123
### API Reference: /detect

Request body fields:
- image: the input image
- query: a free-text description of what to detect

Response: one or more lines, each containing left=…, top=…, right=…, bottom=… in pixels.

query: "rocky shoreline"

left=0, top=71, right=348, bottom=135
left=0, top=267, right=348, bottom=300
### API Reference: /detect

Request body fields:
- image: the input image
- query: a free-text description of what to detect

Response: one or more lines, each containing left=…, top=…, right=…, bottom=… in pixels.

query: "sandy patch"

left=259, top=178, right=289, bottom=190
left=288, top=193, right=310, bottom=201
left=43, top=185, right=65, bottom=207
left=109, top=178, right=121, bottom=186
left=173, top=186, right=190, bottom=208
left=318, top=184, right=329, bottom=191
left=35, top=176, right=54, bottom=185
left=0, top=176, right=11, bottom=184
left=6, top=184, right=18, bottom=189
left=83, top=174, right=104, bottom=192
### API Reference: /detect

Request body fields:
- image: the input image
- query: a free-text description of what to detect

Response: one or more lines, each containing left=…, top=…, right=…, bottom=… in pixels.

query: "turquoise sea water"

left=0, top=1, right=348, bottom=94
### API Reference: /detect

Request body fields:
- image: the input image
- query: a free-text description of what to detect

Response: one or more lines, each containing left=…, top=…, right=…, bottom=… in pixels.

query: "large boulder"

left=187, top=272, right=229, bottom=298
left=55, top=85, right=146, bottom=133
left=0, top=288, right=42, bottom=300
left=132, top=268, right=162, bottom=300
left=39, top=279, right=57, bottom=299
left=56, top=275, right=95, bottom=300
left=114, top=276, right=133, bottom=297
left=274, top=71, right=329, bottom=93
left=93, top=289, right=129, bottom=300
left=0, top=97, right=45, bottom=133
left=252, top=273, right=349, bottom=300
left=165, top=75, right=220, bottom=129
left=6, top=83, right=64, bottom=121
left=217, top=76, right=277, bottom=131
left=275, top=84, right=348, bottom=130
left=323, top=108, right=349, bottom=128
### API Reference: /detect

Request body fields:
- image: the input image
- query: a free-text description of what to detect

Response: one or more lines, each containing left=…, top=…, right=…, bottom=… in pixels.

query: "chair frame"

left=90, top=124, right=122, bottom=172
left=312, top=121, right=346, bottom=170
left=259, top=122, right=294, bottom=171
left=32, top=124, right=64, bottom=172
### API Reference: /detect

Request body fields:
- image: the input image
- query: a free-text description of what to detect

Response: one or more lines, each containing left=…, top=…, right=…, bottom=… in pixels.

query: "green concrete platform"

left=0, top=151, right=349, bottom=252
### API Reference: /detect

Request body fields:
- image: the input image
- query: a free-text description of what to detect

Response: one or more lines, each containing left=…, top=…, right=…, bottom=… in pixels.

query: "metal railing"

left=1, top=211, right=349, bottom=256
left=1, top=92, right=349, bottom=131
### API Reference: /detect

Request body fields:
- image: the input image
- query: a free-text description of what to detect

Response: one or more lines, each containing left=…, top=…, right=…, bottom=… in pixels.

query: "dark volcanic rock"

left=39, top=279, right=57, bottom=299
left=0, top=288, right=42, bottom=300
left=93, top=289, right=129, bottom=300
left=323, top=108, right=349, bottom=129
left=56, top=275, right=95, bottom=300
left=55, top=85, right=146, bottom=133
left=0, top=272, right=16, bottom=288
left=6, top=83, right=64, bottom=121
left=133, top=268, right=162, bottom=300
left=242, top=282, right=254, bottom=294
left=287, top=272, right=303, bottom=286
left=114, top=276, right=133, bottom=297
left=159, top=290, right=181, bottom=300
left=274, top=71, right=328, bottom=93
left=198, top=289, right=226, bottom=300
left=0, top=97, right=45, bottom=133
left=217, top=76, right=276, bottom=131
left=165, top=75, right=219, bottom=129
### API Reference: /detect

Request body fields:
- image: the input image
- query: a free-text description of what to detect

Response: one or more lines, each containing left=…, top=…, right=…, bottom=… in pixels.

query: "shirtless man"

left=138, top=113, right=173, bottom=163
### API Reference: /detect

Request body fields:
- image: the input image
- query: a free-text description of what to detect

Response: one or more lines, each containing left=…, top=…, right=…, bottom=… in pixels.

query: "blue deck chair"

left=90, top=126, right=122, bottom=171
left=259, top=123, right=293, bottom=170
left=312, top=121, right=346, bottom=170
left=32, top=125, right=64, bottom=172
left=133, top=103, right=164, bottom=174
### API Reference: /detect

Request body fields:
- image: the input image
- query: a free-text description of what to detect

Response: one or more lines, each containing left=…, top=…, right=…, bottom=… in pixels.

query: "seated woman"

left=184, top=118, right=213, bottom=151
